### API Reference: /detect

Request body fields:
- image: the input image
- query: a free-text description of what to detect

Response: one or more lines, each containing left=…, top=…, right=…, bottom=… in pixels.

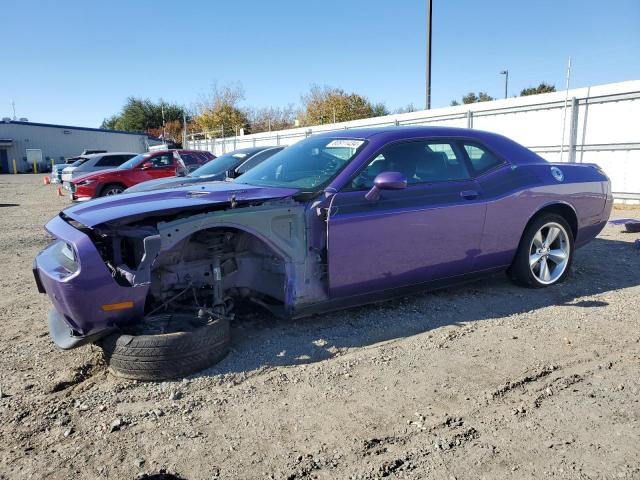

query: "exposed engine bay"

left=83, top=199, right=327, bottom=321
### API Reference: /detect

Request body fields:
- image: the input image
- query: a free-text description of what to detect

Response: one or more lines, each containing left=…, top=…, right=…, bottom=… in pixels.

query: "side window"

left=95, top=155, right=118, bottom=167
left=350, top=140, right=470, bottom=189
left=237, top=149, right=280, bottom=174
left=149, top=154, right=173, bottom=168
left=97, top=155, right=135, bottom=167
left=462, top=143, right=503, bottom=175
left=179, top=153, right=199, bottom=166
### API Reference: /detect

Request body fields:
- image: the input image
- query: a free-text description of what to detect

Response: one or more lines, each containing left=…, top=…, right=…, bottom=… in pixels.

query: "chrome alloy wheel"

left=528, top=222, right=570, bottom=285
left=105, top=187, right=123, bottom=195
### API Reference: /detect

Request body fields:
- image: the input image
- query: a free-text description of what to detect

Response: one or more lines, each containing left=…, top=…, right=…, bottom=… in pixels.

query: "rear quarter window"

left=462, top=142, right=504, bottom=175
left=95, top=155, right=133, bottom=167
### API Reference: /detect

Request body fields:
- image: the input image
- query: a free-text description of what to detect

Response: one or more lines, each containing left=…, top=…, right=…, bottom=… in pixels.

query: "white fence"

left=187, top=80, right=640, bottom=202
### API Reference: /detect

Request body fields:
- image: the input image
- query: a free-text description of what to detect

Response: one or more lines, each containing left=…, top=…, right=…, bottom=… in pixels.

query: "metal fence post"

left=467, top=110, right=473, bottom=129
left=568, top=97, right=579, bottom=163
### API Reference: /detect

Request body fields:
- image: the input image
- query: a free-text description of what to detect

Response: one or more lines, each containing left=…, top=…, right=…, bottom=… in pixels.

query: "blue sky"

left=3, top=0, right=639, bottom=127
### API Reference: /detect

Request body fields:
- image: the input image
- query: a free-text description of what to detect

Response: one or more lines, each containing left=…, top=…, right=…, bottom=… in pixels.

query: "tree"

left=520, top=82, right=556, bottom=96
left=372, top=102, right=389, bottom=117
left=457, top=91, right=495, bottom=104
left=193, top=82, right=250, bottom=137
left=449, top=100, right=460, bottom=106
left=100, top=115, right=119, bottom=129
left=300, top=85, right=386, bottom=125
left=248, top=105, right=297, bottom=133
left=147, top=120, right=187, bottom=145
left=396, top=103, right=418, bottom=113
left=101, top=97, right=187, bottom=141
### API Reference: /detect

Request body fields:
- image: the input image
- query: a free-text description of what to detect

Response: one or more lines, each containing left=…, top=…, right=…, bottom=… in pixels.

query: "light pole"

left=425, top=0, right=433, bottom=110
left=500, top=70, right=509, bottom=99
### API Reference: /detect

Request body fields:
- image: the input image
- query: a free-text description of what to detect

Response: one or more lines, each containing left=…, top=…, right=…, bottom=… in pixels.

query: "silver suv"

left=61, top=152, right=137, bottom=188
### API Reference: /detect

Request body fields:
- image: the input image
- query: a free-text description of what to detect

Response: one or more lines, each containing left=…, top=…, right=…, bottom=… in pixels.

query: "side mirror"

left=226, top=168, right=239, bottom=179
left=365, top=171, right=407, bottom=201
left=141, top=162, right=153, bottom=170
left=175, top=167, right=186, bottom=177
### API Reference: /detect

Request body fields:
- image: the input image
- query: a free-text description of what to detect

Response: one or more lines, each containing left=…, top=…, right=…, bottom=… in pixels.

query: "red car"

left=68, top=149, right=215, bottom=201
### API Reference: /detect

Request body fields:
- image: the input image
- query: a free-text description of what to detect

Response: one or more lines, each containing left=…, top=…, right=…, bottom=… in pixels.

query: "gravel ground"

left=0, top=174, right=639, bottom=480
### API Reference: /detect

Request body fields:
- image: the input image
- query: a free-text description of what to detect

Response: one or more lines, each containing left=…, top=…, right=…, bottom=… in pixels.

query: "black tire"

left=100, top=183, right=125, bottom=196
left=508, top=213, right=574, bottom=288
left=98, top=313, right=230, bottom=381
left=625, top=222, right=640, bottom=233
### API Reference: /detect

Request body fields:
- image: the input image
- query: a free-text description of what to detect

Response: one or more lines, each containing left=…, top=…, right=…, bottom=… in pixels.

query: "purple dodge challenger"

left=33, top=127, right=612, bottom=379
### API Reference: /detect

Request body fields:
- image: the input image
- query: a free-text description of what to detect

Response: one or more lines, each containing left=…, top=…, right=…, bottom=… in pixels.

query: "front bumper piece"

left=33, top=214, right=149, bottom=349
left=48, top=308, right=114, bottom=349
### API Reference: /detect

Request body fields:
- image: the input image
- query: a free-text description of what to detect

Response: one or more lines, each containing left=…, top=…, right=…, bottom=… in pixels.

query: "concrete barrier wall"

left=187, top=80, right=640, bottom=202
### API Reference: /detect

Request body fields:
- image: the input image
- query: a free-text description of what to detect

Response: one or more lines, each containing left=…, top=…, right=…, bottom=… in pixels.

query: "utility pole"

left=500, top=70, right=509, bottom=99
left=425, top=0, right=433, bottom=110
left=560, top=57, right=572, bottom=162
left=161, top=102, right=166, bottom=141
left=11, top=99, right=16, bottom=120
left=182, top=111, right=187, bottom=147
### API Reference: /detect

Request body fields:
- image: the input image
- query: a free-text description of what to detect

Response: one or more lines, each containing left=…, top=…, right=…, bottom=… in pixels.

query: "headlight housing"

left=76, top=179, right=95, bottom=186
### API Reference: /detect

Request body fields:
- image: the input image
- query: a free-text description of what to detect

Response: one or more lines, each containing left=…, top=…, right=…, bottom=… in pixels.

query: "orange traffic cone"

left=57, top=187, right=63, bottom=197
left=44, top=176, right=50, bottom=185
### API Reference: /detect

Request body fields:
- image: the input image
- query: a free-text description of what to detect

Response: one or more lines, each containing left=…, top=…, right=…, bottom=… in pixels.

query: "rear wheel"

left=508, top=213, right=573, bottom=288
left=101, top=184, right=125, bottom=196
left=98, top=312, right=230, bottom=381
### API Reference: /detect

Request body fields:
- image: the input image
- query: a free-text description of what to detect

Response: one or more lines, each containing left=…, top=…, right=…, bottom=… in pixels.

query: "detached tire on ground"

left=99, top=313, right=230, bottom=381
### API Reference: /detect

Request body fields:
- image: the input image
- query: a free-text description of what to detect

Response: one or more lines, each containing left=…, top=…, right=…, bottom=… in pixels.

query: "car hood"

left=125, top=174, right=221, bottom=193
left=63, top=182, right=300, bottom=227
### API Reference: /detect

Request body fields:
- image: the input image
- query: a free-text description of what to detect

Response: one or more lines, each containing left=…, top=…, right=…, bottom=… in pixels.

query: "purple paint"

left=33, top=126, right=613, bottom=349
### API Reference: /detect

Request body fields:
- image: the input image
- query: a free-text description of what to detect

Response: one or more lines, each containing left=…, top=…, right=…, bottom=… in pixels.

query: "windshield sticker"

left=326, top=139, right=364, bottom=149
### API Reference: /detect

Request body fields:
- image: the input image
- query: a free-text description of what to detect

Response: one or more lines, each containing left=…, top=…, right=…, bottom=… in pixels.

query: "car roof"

left=147, top=149, right=212, bottom=155
left=312, top=126, right=503, bottom=140
left=84, top=151, right=138, bottom=157
left=311, top=126, right=548, bottom=166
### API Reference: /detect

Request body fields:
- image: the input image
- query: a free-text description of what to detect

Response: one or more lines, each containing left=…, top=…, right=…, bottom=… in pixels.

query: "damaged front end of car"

left=34, top=188, right=329, bottom=350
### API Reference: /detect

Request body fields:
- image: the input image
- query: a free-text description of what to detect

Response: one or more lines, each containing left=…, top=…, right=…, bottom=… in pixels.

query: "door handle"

left=460, top=190, right=480, bottom=200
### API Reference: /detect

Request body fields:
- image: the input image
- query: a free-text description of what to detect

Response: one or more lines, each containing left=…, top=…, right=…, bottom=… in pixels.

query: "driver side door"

left=131, top=153, right=176, bottom=183
left=327, top=139, right=486, bottom=298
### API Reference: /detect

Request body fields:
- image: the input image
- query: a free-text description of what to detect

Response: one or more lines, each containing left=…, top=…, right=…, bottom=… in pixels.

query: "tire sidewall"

left=101, top=184, right=124, bottom=197
left=512, top=213, right=574, bottom=288
left=99, top=316, right=230, bottom=381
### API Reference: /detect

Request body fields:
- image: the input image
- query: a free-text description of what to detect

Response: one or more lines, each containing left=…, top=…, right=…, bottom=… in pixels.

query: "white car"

left=61, top=152, right=137, bottom=189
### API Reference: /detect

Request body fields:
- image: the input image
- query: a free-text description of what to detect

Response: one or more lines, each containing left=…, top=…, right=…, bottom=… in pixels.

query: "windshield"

left=118, top=153, right=147, bottom=170
left=234, top=137, right=365, bottom=189
left=190, top=151, right=251, bottom=177
left=69, top=157, right=89, bottom=167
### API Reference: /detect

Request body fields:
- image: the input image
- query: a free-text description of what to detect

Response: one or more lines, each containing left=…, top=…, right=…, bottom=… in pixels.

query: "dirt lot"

left=0, top=174, right=638, bottom=480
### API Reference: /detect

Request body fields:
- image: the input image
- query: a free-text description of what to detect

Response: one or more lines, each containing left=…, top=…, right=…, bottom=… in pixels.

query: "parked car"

left=67, top=149, right=215, bottom=201
left=51, top=156, right=83, bottom=184
left=61, top=152, right=138, bottom=186
left=125, top=146, right=284, bottom=193
left=33, top=126, right=612, bottom=380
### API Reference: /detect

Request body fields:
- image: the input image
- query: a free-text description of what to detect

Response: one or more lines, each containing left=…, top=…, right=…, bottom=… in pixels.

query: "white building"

left=0, top=120, right=161, bottom=173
